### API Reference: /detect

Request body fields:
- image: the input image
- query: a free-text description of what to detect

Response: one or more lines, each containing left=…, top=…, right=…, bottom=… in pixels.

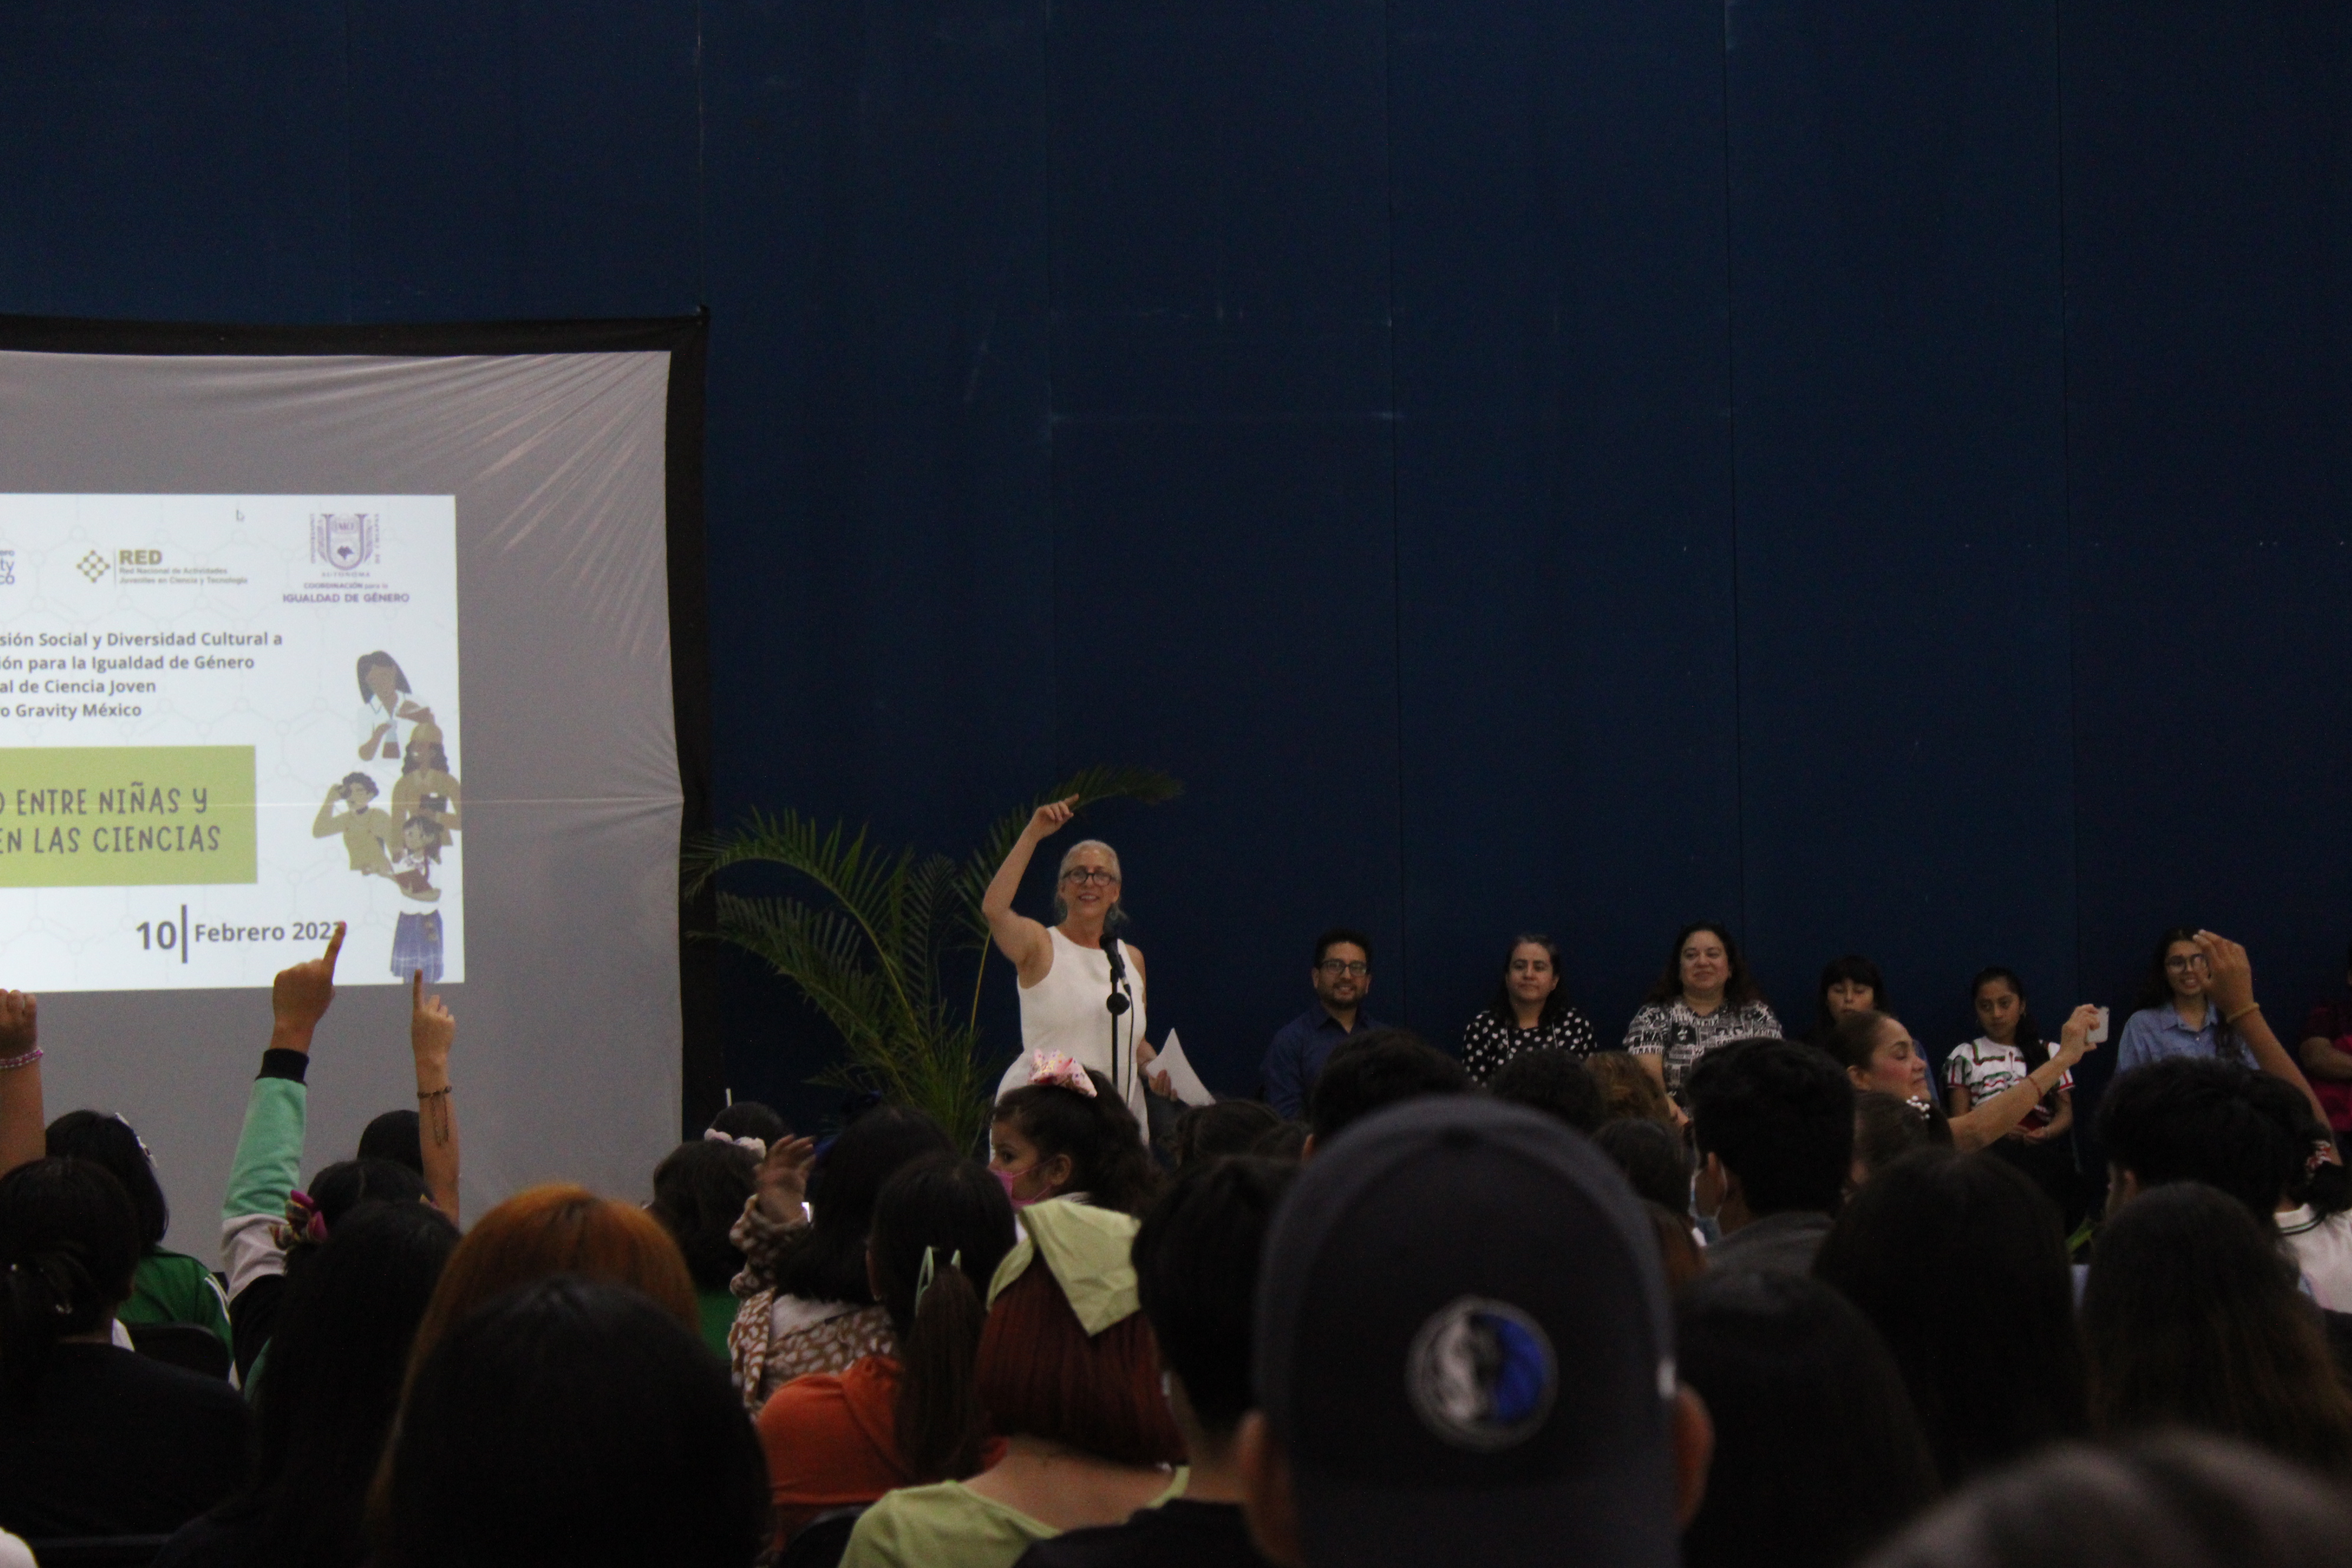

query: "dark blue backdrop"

left=4, top=0, right=2347, bottom=1133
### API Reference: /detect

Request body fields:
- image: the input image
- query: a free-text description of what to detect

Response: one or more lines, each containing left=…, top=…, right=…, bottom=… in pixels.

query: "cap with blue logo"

left=1253, top=1095, right=1680, bottom=1568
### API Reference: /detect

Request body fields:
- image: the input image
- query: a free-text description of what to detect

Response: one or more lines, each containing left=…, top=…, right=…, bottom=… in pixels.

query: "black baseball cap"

left=1254, top=1096, right=1680, bottom=1568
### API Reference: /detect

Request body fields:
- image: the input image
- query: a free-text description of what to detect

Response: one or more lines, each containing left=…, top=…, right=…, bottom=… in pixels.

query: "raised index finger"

left=323, top=921, right=347, bottom=974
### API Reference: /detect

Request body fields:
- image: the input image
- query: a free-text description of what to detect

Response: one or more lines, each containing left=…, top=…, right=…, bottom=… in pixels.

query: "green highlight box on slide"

left=0, top=747, right=256, bottom=887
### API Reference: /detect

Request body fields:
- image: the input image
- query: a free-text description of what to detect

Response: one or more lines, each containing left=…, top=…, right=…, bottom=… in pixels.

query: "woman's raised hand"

left=1025, top=796, right=1078, bottom=840
left=270, top=924, right=344, bottom=1054
left=2196, top=930, right=2256, bottom=1018
left=2054, top=1003, right=2102, bottom=1066
left=755, top=1135, right=818, bottom=1223
left=0, top=991, right=36, bottom=1060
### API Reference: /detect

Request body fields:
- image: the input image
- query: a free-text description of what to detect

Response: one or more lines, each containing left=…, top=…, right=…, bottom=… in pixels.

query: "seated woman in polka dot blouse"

left=1458, top=933, right=1599, bottom=1083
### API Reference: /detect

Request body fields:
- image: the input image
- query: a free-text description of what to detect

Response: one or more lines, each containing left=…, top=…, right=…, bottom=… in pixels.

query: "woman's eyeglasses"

left=1060, top=867, right=1119, bottom=887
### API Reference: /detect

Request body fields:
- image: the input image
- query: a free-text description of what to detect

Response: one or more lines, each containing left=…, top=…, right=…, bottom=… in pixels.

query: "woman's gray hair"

left=1051, top=839, right=1129, bottom=929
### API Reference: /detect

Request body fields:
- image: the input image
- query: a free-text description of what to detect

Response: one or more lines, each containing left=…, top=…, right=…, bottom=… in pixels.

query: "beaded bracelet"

left=0, top=1046, right=44, bottom=1073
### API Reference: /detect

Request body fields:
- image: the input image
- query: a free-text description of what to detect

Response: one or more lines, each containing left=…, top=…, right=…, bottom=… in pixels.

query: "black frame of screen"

left=0, top=311, right=721, bottom=1137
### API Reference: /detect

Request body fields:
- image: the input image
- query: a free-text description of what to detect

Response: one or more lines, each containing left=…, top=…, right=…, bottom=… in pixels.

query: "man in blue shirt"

left=1260, top=927, right=1383, bottom=1118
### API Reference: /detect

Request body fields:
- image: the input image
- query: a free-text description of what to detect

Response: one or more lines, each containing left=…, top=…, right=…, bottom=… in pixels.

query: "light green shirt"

left=841, top=1471, right=1185, bottom=1568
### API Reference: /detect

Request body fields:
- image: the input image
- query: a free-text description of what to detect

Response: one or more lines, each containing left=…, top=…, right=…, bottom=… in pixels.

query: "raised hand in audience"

left=753, top=1133, right=818, bottom=1224
left=2196, top=929, right=2327, bottom=1122
left=0, top=989, right=42, bottom=1177
left=270, top=922, right=345, bottom=1054
left=411, top=970, right=462, bottom=1221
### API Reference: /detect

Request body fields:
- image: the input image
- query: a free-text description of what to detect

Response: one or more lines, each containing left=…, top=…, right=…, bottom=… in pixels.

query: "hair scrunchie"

left=274, top=1188, right=329, bottom=1250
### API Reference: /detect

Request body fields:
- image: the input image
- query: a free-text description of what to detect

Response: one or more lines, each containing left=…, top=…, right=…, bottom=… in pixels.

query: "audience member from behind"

left=1677, top=1270, right=1937, bottom=1568
left=649, top=1136, right=759, bottom=1357
left=155, top=1201, right=459, bottom=1568
left=1488, top=1047, right=1605, bottom=1133
left=1019, top=1157, right=1300, bottom=1568
left=1827, top=1007, right=2096, bottom=1154
left=1810, top=955, right=1889, bottom=1046
left=0, top=1157, right=249, bottom=1537
left=1260, top=929, right=1385, bottom=1119
left=1237, top=1097, right=1710, bottom=1568
left=1815, top=1150, right=2085, bottom=1485
left=357, top=1108, right=424, bottom=1174
left=373, top=1276, right=769, bottom=1568
left=2298, top=942, right=2352, bottom=1134
left=1595, top=1118, right=1691, bottom=1215
left=1165, top=1099, right=1282, bottom=1169
left=760, top=1155, right=1018, bottom=1541
left=1863, top=1435, right=2352, bottom=1568
left=1623, top=921, right=1781, bottom=1099
left=842, top=1199, right=1186, bottom=1568
left=1250, top=1121, right=1309, bottom=1162
left=45, top=1109, right=231, bottom=1352
left=1850, top=1092, right=1950, bottom=1189
left=1458, top=933, right=1599, bottom=1083
left=1587, top=1050, right=1683, bottom=1129
left=993, top=1059, right=1162, bottom=1214
left=2094, top=1055, right=2303, bottom=1229
left=709, top=1097, right=792, bottom=1152
left=2264, top=1077, right=2352, bottom=1309
left=730, top=1103, right=955, bottom=1406
left=2082, top=1181, right=2352, bottom=1475
left=1304, top=1029, right=1468, bottom=1154
left=1687, top=1038, right=1851, bottom=1278
left=408, top=1183, right=700, bottom=1374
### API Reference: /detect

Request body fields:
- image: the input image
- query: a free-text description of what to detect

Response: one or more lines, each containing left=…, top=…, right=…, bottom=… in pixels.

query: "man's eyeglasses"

left=2165, top=954, right=2211, bottom=973
left=1317, top=959, right=1368, bottom=977
left=1061, top=867, right=1119, bottom=887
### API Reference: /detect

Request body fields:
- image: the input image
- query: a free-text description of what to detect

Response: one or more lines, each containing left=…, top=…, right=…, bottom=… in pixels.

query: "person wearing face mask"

left=989, top=1058, right=1161, bottom=1217
left=1825, top=1007, right=2099, bottom=1154
left=1623, top=922, right=1781, bottom=1100
left=984, top=799, right=1164, bottom=1133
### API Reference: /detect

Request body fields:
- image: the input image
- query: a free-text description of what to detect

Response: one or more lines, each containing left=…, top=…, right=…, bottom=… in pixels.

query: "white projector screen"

left=0, top=326, right=703, bottom=1256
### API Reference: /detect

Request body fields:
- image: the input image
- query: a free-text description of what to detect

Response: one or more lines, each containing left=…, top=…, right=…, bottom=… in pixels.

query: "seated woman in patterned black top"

left=1458, top=933, right=1598, bottom=1083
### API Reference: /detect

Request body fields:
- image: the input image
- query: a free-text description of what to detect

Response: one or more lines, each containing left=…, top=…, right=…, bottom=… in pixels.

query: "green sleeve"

left=123, top=1250, right=234, bottom=1350
left=224, top=1073, right=308, bottom=1221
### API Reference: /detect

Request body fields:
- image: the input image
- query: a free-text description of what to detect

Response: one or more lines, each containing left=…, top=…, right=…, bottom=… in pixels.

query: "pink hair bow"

left=274, top=1188, right=329, bottom=1249
left=1028, top=1051, right=1097, bottom=1097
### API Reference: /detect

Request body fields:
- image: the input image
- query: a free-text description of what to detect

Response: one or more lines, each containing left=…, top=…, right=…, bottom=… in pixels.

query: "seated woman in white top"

left=981, top=798, right=1167, bottom=1129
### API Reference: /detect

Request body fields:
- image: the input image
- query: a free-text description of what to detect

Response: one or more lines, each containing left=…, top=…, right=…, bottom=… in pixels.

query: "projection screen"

left=0, top=317, right=709, bottom=1257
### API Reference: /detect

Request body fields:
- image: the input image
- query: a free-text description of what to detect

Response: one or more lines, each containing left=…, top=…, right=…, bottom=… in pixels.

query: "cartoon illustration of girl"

left=388, top=815, right=447, bottom=982
left=390, top=722, right=462, bottom=843
left=357, top=651, right=435, bottom=763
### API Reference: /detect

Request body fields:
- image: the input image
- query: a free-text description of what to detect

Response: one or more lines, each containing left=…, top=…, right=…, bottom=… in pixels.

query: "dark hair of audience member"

left=207, top=1201, right=458, bottom=1567
left=648, top=1139, right=759, bottom=1292
left=993, top=1070, right=1161, bottom=1215
left=1595, top=1116, right=1691, bottom=1213
left=2081, top=1181, right=2352, bottom=1474
left=1687, top=1038, right=1853, bottom=1217
left=708, top=1099, right=791, bottom=1149
left=1678, top=1269, right=1938, bottom=1568
left=1307, top=1029, right=1469, bottom=1145
left=1485, top=932, right=1577, bottom=1030
left=1488, top=1048, right=1605, bottom=1133
left=407, top=1184, right=701, bottom=1376
left=45, top=1110, right=169, bottom=1250
left=2135, top=925, right=2236, bottom=1056
left=1587, top=1050, right=1680, bottom=1126
left=867, top=1155, right=1018, bottom=1482
left=1250, top=1119, right=1310, bottom=1162
left=1863, top=1435, right=2352, bottom=1568
left=1311, top=927, right=1373, bottom=969
left=1852, top=1090, right=1952, bottom=1185
left=357, top=1109, right=425, bottom=1175
left=1646, top=1202, right=1707, bottom=1289
left=373, top=1276, right=769, bottom=1568
left=1646, top=921, right=1765, bottom=1008
left=771, top=1104, right=955, bottom=1302
left=976, top=1263, right=1185, bottom=1468
left=2093, top=1056, right=2301, bottom=1226
left=1815, top=1149, right=2085, bottom=1484
left=1814, top=953, right=1889, bottom=1040
left=1133, top=1155, right=1299, bottom=1438
left=0, top=1157, right=140, bottom=1391
left=1164, top=1099, right=1282, bottom=1169
left=2243, top=1073, right=2351, bottom=1219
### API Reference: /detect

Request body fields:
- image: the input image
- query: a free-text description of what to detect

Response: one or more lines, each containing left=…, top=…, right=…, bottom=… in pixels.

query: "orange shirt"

left=757, top=1354, right=1004, bottom=1542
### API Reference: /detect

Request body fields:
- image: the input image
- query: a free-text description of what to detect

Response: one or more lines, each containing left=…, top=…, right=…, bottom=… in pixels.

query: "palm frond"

left=951, top=766, right=1183, bottom=952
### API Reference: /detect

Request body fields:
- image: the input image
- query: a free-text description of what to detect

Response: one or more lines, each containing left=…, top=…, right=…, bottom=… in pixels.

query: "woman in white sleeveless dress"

left=981, top=797, right=1163, bottom=1131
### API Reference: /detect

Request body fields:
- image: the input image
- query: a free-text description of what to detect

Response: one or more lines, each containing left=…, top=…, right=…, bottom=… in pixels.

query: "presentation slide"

left=0, top=494, right=464, bottom=990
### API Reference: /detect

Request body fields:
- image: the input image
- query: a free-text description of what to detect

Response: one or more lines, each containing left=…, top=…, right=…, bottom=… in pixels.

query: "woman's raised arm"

left=0, top=991, right=44, bottom=1177
left=1946, top=1004, right=2098, bottom=1152
left=981, top=798, right=1074, bottom=984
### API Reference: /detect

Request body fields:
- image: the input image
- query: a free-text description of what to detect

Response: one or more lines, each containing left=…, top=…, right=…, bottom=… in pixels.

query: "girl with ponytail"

left=989, top=1058, right=1161, bottom=1217
left=0, top=1158, right=248, bottom=1537
left=757, top=1155, right=1018, bottom=1544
